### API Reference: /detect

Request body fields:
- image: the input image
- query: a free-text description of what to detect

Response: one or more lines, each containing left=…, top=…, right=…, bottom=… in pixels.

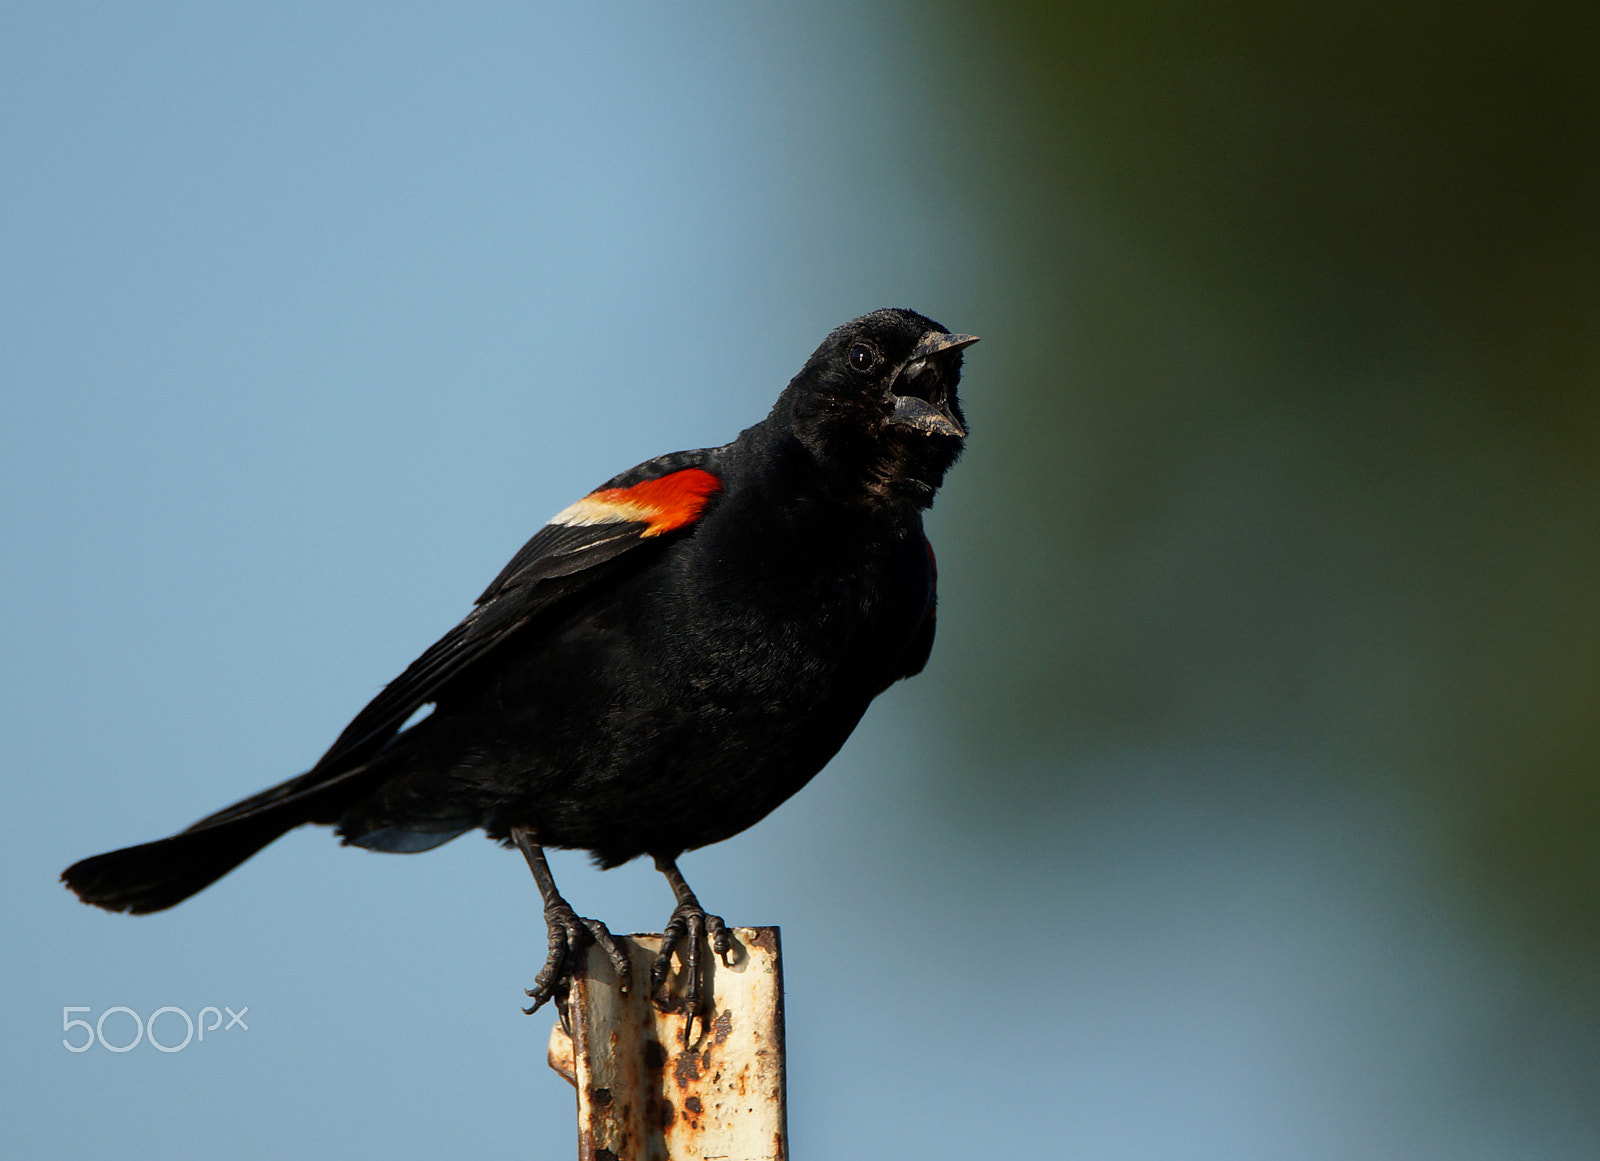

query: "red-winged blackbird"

left=62, top=308, right=976, bottom=1015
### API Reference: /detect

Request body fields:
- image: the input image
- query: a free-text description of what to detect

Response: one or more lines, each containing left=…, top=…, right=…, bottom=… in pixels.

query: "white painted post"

left=547, top=927, right=788, bottom=1161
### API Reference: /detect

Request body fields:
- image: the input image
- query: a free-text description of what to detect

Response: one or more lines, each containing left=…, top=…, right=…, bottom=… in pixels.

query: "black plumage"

left=63, top=307, right=976, bottom=1013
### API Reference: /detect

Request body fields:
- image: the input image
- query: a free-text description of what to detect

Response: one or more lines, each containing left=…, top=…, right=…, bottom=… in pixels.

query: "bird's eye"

left=849, top=343, right=877, bottom=372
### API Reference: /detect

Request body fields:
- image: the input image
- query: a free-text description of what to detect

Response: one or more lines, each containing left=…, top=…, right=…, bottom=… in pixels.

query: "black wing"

left=185, top=448, right=724, bottom=831
left=320, top=448, right=725, bottom=771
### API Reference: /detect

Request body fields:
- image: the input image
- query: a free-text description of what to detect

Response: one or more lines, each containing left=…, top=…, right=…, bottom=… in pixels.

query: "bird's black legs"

left=512, top=826, right=631, bottom=1015
left=511, top=834, right=733, bottom=1037
left=651, top=855, right=735, bottom=1034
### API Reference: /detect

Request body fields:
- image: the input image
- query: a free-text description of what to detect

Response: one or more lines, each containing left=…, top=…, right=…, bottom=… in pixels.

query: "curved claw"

left=650, top=901, right=738, bottom=1043
left=586, top=918, right=633, bottom=994
left=651, top=902, right=701, bottom=1003
left=522, top=901, right=631, bottom=1016
left=707, top=913, right=734, bottom=966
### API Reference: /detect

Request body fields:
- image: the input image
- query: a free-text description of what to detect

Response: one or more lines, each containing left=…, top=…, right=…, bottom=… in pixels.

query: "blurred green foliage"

left=916, top=0, right=1600, bottom=984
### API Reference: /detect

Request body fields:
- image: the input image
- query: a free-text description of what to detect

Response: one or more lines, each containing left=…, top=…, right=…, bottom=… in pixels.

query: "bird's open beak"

left=888, top=331, right=978, bottom=440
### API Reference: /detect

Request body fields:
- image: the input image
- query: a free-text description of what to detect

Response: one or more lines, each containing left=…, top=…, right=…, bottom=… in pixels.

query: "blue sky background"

left=3, top=6, right=987, bottom=1156
left=5, top=3, right=1597, bottom=1159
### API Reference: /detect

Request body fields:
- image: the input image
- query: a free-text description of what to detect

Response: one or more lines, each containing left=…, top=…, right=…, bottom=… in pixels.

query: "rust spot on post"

left=674, top=1047, right=702, bottom=1089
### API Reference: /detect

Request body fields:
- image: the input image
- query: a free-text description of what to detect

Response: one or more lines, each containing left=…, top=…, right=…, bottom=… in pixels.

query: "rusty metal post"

left=547, top=927, right=787, bottom=1161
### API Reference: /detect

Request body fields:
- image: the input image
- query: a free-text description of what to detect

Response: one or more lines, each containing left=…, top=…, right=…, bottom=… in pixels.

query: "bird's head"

left=778, top=308, right=977, bottom=508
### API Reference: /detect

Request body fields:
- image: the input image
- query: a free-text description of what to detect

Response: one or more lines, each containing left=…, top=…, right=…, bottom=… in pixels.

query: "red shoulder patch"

left=552, top=468, right=722, bottom=537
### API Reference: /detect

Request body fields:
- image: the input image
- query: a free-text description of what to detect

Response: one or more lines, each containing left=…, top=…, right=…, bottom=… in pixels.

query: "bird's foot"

left=523, top=898, right=632, bottom=1016
left=650, top=899, right=736, bottom=1041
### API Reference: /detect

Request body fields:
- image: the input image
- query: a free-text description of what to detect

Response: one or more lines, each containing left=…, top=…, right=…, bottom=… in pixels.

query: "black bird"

left=62, top=308, right=976, bottom=1015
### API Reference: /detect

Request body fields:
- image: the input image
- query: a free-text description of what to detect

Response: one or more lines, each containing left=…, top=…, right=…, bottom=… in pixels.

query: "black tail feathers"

left=59, top=764, right=359, bottom=914
left=62, top=810, right=303, bottom=915
left=61, top=758, right=443, bottom=913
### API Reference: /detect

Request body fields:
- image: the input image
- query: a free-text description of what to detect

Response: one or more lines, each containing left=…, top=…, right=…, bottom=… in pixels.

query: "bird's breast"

left=653, top=511, right=932, bottom=709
